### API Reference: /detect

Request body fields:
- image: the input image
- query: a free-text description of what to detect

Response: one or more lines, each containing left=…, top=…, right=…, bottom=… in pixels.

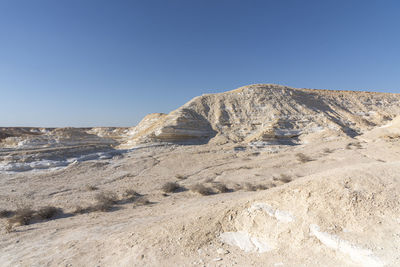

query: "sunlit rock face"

left=122, top=84, right=400, bottom=146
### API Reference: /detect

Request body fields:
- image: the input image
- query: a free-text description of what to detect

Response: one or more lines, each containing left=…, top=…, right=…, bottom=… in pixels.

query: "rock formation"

left=123, top=84, right=400, bottom=146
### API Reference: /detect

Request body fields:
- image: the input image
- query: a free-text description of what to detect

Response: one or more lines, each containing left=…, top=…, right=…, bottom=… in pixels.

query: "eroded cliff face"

left=122, top=84, right=400, bottom=146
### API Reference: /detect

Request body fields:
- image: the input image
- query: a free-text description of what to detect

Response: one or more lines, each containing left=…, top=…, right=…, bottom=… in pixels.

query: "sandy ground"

left=1, top=132, right=399, bottom=267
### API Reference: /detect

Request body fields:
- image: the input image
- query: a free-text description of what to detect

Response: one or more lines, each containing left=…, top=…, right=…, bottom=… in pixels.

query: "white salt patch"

left=220, top=231, right=272, bottom=253
left=248, top=203, right=295, bottom=223
left=309, top=224, right=384, bottom=267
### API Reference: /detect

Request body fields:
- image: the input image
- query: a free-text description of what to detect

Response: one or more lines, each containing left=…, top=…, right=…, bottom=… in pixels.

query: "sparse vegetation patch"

left=8, top=206, right=35, bottom=226
left=175, top=174, right=187, bottom=180
left=243, top=182, right=270, bottom=191
left=213, top=183, right=230, bottom=193
left=0, top=209, right=14, bottom=218
left=161, top=182, right=182, bottom=193
left=37, top=206, right=61, bottom=220
left=94, top=191, right=118, bottom=211
left=133, top=196, right=151, bottom=206
left=190, top=184, right=213, bottom=196
left=85, top=185, right=98, bottom=191
left=346, top=142, right=362, bottom=149
left=73, top=206, right=92, bottom=215
left=124, top=189, right=141, bottom=202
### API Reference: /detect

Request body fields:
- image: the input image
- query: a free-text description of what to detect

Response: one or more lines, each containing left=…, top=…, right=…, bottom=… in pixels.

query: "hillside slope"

left=123, top=84, right=400, bottom=146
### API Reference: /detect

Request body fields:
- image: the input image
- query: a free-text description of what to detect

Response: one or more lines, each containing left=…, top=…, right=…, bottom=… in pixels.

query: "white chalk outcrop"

left=122, top=84, right=400, bottom=146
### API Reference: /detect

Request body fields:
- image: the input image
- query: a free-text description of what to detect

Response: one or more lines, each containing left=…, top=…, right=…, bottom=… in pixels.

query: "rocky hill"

left=123, top=84, right=400, bottom=146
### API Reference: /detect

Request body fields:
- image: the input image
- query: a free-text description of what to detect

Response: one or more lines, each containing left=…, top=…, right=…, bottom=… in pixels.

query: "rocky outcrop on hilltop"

left=123, top=84, right=400, bottom=146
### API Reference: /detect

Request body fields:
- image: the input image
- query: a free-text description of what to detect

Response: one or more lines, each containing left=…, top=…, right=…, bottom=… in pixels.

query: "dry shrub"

left=213, top=183, right=230, bottom=193
left=190, top=184, right=213, bottom=196
left=203, top=177, right=214, bottom=183
left=8, top=207, right=35, bottom=226
left=244, top=182, right=270, bottom=191
left=244, top=182, right=257, bottom=191
left=94, top=191, right=118, bottom=212
left=134, top=197, right=150, bottom=206
left=5, top=222, right=13, bottom=233
left=161, top=182, right=181, bottom=193
left=0, top=209, right=14, bottom=218
left=124, top=189, right=141, bottom=201
left=346, top=142, right=362, bottom=149
left=355, top=142, right=362, bottom=148
left=279, top=174, right=292, bottom=183
left=296, top=153, right=313, bottom=163
left=5, top=205, right=63, bottom=231
left=239, top=165, right=253, bottom=169
left=123, top=190, right=149, bottom=206
left=254, top=184, right=270, bottom=190
left=85, top=185, right=98, bottom=191
left=175, top=174, right=187, bottom=180
left=37, top=206, right=61, bottom=220
left=73, top=206, right=92, bottom=214
left=232, top=183, right=243, bottom=191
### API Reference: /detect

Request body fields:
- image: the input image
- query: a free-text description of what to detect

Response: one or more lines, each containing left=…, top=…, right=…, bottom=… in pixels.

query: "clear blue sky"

left=1, top=0, right=399, bottom=127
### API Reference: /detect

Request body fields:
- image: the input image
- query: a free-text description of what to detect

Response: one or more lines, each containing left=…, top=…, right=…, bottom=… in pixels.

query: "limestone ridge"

left=125, top=84, right=400, bottom=146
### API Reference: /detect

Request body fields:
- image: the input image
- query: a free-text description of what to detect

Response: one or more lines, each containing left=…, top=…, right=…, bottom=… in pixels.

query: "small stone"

left=213, top=258, right=223, bottom=261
